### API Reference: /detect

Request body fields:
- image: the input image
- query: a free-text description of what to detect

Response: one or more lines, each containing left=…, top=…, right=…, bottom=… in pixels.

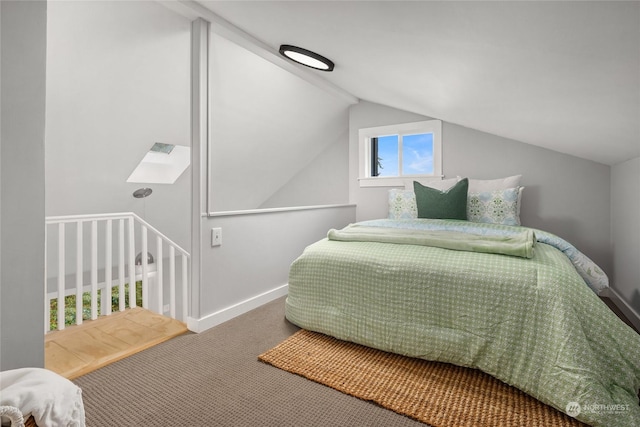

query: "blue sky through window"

left=376, top=133, right=433, bottom=176
left=403, top=133, right=434, bottom=175
left=376, top=135, right=398, bottom=176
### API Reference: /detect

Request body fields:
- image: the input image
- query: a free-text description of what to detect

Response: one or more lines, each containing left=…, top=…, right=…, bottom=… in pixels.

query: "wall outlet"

left=211, top=227, right=222, bottom=247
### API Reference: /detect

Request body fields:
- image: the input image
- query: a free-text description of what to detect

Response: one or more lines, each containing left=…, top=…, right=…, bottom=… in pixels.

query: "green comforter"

left=286, top=219, right=640, bottom=427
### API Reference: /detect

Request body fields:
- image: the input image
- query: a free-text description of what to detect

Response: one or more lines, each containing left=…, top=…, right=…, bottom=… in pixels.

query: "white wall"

left=350, top=101, right=612, bottom=275
left=209, top=33, right=351, bottom=213
left=45, top=1, right=191, bottom=250
left=611, top=156, right=640, bottom=313
left=189, top=25, right=356, bottom=329
left=194, top=206, right=355, bottom=328
left=0, top=0, right=47, bottom=370
left=259, top=128, right=350, bottom=209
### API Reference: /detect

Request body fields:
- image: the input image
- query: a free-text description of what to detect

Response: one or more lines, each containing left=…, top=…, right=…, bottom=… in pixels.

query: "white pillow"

left=467, top=175, right=522, bottom=193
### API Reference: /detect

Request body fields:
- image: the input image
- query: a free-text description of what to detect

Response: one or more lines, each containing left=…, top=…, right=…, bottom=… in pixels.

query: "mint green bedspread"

left=286, top=219, right=640, bottom=427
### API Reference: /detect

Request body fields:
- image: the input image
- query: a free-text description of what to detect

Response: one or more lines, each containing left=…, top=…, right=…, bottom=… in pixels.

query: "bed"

left=285, top=178, right=640, bottom=427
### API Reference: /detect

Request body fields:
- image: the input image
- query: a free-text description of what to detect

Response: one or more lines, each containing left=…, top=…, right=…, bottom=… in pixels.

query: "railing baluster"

left=91, top=220, right=98, bottom=320
left=45, top=212, right=190, bottom=328
left=156, top=236, right=163, bottom=315
left=182, top=254, right=188, bottom=322
left=57, top=223, right=66, bottom=330
left=128, top=217, right=136, bottom=308
left=169, top=246, right=176, bottom=318
left=104, top=219, right=113, bottom=316
left=44, top=225, right=49, bottom=333
left=76, top=221, right=83, bottom=325
left=141, top=225, right=148, bottom=309
left=118, top=219, right=125, bottom=312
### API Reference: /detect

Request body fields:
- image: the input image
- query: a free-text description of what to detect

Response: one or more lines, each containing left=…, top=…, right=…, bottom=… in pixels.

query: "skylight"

left=127, top=143, right=190, bottom=184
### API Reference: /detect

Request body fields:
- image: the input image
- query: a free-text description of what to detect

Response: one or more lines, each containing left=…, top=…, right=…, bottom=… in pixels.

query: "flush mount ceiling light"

left=279, top=44, right=334, bottom=72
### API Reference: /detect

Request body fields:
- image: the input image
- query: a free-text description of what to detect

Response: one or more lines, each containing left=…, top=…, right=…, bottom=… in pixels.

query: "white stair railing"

left=44, top=212, right=189, bottom=332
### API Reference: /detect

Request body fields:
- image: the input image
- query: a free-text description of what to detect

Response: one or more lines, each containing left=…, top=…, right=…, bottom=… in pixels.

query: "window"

left=359, top=120, right=442, bottom=187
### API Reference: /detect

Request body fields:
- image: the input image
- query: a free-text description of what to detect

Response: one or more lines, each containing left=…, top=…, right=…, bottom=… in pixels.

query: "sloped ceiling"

left=199, top=1, right=639, bottom=166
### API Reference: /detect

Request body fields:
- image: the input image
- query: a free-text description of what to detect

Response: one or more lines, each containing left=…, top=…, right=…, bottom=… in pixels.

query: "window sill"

left=358, top=175, right=443, bottom=188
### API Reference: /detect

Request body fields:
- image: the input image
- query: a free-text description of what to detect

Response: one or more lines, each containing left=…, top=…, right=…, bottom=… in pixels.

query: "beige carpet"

left=74, top=297, right=428, bottom=427
left=259, top=329, right=587, bottom=427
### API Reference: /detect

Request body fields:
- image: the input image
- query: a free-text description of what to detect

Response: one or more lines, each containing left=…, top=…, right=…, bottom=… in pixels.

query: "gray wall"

left=611, top=156, right=640, bottom=313
left=45, top=1, right=191, bottom=250
left=0, top=0, right=47, bottom=370
left=350, top=101, right=612, bottom=275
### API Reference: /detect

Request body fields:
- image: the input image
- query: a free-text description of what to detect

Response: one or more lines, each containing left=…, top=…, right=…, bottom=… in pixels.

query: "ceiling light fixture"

left=279, top=44, right=334, bottom=72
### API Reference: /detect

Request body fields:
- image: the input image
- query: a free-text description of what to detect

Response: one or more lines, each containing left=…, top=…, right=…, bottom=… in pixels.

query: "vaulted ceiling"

left=199, top=1, right=639, bottom=166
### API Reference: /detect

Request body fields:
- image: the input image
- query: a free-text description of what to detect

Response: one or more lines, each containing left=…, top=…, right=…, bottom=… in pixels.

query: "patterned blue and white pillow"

left=388, top=189, right=417, bottom=219
left=467, top=187, right=522, bottom=226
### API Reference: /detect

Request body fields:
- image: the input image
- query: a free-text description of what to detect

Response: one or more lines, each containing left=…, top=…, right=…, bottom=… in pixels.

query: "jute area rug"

left=258, top=329, right=586, bottom=427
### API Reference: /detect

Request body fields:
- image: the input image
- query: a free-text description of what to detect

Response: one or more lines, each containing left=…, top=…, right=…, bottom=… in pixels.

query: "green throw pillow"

left=413, top=178, right=468, bottom=220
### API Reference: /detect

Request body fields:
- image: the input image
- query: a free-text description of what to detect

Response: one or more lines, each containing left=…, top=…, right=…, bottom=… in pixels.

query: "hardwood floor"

left=45, top=308, right=188, bottom=379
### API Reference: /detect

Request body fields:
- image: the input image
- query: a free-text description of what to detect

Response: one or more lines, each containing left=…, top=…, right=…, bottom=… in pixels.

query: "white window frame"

left=358, top=120, right=442, bottom=187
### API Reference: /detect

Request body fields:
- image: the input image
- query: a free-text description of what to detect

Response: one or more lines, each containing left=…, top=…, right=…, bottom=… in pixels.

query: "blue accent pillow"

left=467, top=187, right=521, bottom=225
left=388, top=189, right=418, bottom=219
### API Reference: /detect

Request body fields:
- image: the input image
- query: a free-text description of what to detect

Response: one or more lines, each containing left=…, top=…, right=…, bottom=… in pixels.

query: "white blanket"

left=0, top=368, right=85, bottom=427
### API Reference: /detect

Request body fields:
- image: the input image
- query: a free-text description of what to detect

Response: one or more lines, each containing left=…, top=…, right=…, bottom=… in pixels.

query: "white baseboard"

left=602, top=287, right=640, bottom=332
left=186, top=283, right=288, bottom=333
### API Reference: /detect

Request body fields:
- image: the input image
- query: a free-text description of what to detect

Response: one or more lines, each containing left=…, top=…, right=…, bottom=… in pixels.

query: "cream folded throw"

left=328, top=224, right=536, bottom=258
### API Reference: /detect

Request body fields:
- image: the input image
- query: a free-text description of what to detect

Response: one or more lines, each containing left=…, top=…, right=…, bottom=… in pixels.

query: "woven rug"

left=258, top=329, right=586, bottom=427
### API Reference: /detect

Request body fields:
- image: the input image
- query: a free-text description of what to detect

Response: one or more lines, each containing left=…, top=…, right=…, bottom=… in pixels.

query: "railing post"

left=169, top=246, right=176, bottom=319
left=76, top=221, right=83, bottom=325
left=57, top=223, right=66, bottom=330
left=44, top=225, right=50, bottom=333
left=156, top=236, right=163, bottom=315
left=128, top=216, right=136, bottom=308
left=118, top=219, right=125, bottom=312
left=104, top=219, right=113, bottom=316
left=141, top=225, right=149, bottom=310
left=91, top=220, right=98, bottom=320
left=182, top=254, right=188, bottom=322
